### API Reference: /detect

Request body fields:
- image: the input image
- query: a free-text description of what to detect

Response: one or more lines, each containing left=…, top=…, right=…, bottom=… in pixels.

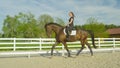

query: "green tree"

left=2, top=12, right=41, bottom=38
left=55, top=17, right=65, bottom=26
left=2, top=15, right=20, bottom=37
left=37, top=14, right=54, bottom=37
left=83, top=17, right=109, bottom=38
left=16, top=12, right=41, bottom=38
left=37, top=14, right=54, bottom=28
left=105, top=24, right=119, bottom=29
left=2, top=13, right=66, bottom=38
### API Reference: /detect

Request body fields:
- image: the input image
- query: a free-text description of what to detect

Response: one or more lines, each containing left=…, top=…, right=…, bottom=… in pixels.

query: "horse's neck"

left=53, top=26, right=63, bottom=34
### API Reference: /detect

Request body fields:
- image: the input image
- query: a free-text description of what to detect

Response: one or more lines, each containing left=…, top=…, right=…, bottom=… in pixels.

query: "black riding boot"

left=66, top=32, right=69, bottom=40
left=66, top=27, right=70, bottom=41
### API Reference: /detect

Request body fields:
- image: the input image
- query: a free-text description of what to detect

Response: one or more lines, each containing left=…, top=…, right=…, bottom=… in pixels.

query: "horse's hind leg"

left=51, top=42, right=59, bottom=56
left=85, top=42, right=93, bottom=56
left=76, top=41, right=85, bottom=56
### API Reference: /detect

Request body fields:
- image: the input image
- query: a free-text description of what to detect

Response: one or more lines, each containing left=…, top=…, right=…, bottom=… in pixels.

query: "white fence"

left=0, top=38, right=120, bottom=57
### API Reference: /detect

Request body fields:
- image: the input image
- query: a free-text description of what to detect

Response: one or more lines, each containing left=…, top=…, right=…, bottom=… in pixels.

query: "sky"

left=0, top=0, right=120, bottom=32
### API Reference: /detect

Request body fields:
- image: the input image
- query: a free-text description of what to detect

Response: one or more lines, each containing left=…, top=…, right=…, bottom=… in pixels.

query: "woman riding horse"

left=45, top=23, right=97, bottom=57
left=66, top=12, right=75, bottom=40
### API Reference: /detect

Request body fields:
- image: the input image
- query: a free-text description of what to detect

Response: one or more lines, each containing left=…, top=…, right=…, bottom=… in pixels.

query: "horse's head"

left=44, top=23, right=52, bottom=38
left=44, top=23, right=63, bottom=38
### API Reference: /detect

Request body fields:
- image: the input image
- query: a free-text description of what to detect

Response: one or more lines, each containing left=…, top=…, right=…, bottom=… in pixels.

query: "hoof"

left=68, top=55, right=71, bottom=57
left=75, top=55, right=79, bottom=57
left=72, top=55, right=76, bottom=58
left=63, top=55, right=71, bottom=58
left=91, top=55, right=94, bottom=57
left=76, top=54, right=79, bottom=56
left=48, top=56, right=53, bottom=59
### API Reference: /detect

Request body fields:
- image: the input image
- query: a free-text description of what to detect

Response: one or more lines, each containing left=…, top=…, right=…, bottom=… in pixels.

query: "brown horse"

left=44, top=23, right=97, bottom=57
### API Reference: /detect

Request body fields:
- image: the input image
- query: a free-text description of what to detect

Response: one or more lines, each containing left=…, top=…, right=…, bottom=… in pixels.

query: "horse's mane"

left=45, top=22, right=63, bottom=28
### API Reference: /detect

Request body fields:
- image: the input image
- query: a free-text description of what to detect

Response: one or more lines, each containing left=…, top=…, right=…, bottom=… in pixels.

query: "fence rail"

left=0, top=38, right=120, bottom=57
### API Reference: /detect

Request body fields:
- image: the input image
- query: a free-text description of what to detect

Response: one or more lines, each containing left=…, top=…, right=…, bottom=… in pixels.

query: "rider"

left=66, top=11, right=75, bottom=40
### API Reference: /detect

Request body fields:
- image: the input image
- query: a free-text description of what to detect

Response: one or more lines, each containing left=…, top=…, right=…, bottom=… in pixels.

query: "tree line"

left=0, top=12, right=120, bottom=38
left=1, top=12, right=64, bottom=38
left=76, top=17, right=120, bottom=38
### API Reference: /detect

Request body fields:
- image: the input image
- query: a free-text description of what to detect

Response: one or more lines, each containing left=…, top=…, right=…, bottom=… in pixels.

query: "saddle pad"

left=63, top=28, right=76, bottom=35
left=70, top=30, right=76, bottom=35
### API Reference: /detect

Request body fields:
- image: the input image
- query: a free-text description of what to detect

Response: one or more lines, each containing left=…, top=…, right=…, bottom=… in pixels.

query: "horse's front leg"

left=51, top=42, right=59, bottom=56
left=62, top=42, right=71, bottom=57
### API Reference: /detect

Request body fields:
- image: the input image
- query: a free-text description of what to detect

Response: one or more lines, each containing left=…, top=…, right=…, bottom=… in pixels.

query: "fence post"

left=62, top=44, right=65, bottom=56
left=113, top=38, right=115, bottom=48
left=112, top=38, right=116, bottom=52
left=13, top=38, right=16, bottom=51
left=98, top=38, right=101, bottom=48
left=39, top=38, right=42, bottom=50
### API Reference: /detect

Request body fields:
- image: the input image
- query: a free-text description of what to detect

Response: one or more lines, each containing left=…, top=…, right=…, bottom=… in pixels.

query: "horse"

left=44, top=23, right=97, bottom=57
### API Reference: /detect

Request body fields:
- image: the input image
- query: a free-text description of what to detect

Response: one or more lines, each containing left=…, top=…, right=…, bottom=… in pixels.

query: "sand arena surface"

left=0, top=52, right=120, bottom=68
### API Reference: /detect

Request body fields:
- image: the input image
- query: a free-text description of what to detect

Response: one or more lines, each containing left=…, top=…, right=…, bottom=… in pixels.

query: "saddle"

left=63, top=28, right=76, bottom=35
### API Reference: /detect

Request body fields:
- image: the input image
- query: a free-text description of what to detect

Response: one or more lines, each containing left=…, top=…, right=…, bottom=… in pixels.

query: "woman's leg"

left=65, top=26, right=70, bottom=40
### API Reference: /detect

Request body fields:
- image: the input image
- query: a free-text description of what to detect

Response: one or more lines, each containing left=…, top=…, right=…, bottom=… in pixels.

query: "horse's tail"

left=87, top=30, right=97, bottom=49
